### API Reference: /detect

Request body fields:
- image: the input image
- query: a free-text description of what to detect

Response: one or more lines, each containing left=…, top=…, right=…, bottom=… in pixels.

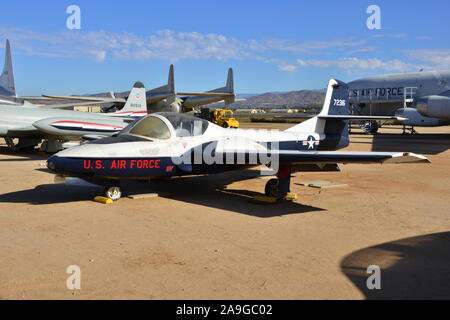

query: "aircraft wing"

left=19, top=97, right=55, bottom=102
left=42, top=95, right=126, bottom=103
left=43, top=93, right=171, bottom=108
left=214, top=150, right=429, bottom=165
left=38, top=100, right=123, bottom=110
left=276, top=115, right=407, bottom=121
left=0, top=122, right=40, bottom=136
left=177, top=92, right=235, bottom=97
left=177, top=149, right=428, bottom=174
left=276, top=150, right=429, bottom=164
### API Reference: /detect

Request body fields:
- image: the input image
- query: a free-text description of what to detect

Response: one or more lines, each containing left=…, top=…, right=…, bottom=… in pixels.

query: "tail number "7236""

left=334, top=99, right=346, bottom=107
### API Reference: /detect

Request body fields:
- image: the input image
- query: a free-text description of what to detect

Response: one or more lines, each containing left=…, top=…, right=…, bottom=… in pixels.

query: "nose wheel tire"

left=104, top=186, right=122, bottom=201
left=265, top=178, right=286, bottom=199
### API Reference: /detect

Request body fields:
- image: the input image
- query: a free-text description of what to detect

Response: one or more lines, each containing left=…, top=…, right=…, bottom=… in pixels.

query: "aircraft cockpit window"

left=156, top=113, right=209, bottom=137
left=128, top=116, right=171, bottom=139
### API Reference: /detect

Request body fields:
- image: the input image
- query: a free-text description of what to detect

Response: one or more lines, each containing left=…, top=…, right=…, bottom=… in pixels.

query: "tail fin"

left=177, top=67, right=236, bottom=108
left=224, top=68, right=235, bottom=105
left=113, top=82, right=147, bottom=116
left=0, top=40, right=16, bottom=97
left=146, top=64, right=176, bottom=104
left=200, top=67, right=235, bottom=105
left=286, top=79, right=349, bottom=149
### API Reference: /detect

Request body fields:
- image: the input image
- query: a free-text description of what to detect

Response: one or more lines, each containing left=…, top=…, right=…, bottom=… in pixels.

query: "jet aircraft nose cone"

left=46, top=155, right=64, bottom=172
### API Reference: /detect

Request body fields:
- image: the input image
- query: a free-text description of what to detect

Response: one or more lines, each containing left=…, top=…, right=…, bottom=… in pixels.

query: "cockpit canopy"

left=123, top=112, right=210, bottom=139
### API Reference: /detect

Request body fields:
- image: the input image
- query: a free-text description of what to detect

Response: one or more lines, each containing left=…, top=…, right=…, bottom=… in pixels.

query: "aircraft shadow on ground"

left=0, top=147, right=49, bottom=162
left=0, top=184, right=103, bottom=205
left=0, top=170, right=324, bottom=218
left=369, top=133, right=450, bottom=155
left=341, top=232, right=450, bottom=299
left=122, top=170, right=324, bottom=218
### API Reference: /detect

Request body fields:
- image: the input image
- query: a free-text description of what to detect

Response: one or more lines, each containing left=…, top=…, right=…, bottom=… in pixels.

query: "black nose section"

left=47, top=155, right=59, bottom=172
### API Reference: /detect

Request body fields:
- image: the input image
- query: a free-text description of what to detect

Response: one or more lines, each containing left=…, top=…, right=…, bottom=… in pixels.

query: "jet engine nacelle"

left=395, top=108, right=442, bottom=127
left=416, top=95, right=450, bottom=119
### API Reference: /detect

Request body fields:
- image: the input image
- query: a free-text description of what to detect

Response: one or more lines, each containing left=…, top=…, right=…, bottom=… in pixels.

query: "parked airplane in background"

left=46, top=79, right=428, bottom=201
left=0, top=40, right=150, bottom=152
left=0, top=40, right=234, bottom=152
left=1, top=81, right=147, bottom=152
left=43, top=66, right=236, bottom=113
left=348, top=70, right=450, bottom=133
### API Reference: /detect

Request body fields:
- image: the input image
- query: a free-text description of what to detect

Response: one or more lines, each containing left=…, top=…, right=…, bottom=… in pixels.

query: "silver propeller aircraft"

left=348, top=70, right=450, bottom=133
left=0, top=40, right=184, bottom=152
left=46, top=79, right=428, bottom=201
left=1, top=80, right=148, bottom=152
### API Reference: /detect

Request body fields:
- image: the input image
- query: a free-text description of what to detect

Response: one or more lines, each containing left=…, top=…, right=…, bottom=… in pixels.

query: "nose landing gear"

left=104, top=186, right=122, bottom=201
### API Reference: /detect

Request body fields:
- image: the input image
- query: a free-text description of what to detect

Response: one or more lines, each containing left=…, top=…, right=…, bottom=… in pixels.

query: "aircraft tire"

left=265, top=178, right=283, bottom=199
left=104, top=186, right=122, bottom=201
left=361, top=121, right=379, bottom=135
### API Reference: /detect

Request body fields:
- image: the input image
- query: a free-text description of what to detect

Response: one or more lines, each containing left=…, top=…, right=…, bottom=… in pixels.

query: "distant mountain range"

left=231, top=90, right=326, bottom=108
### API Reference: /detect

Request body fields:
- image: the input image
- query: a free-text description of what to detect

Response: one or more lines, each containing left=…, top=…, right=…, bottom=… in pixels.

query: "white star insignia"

left=302, top=136, right=319, bottom=150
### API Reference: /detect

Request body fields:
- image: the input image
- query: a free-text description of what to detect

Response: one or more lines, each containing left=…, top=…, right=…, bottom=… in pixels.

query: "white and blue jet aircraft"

left=46, top=79, right=429, bottom=201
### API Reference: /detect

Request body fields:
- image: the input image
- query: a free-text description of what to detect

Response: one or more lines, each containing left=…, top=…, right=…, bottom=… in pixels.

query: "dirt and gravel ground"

left=0, top=125, right=449, bottom=300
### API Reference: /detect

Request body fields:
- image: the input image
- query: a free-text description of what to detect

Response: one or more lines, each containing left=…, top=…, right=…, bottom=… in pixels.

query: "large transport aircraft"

left=42, top=66, right=236, bottom=113
left=347, top=70, right=450, bottom=133
left=46, top=79, right=429, bottom=201
left=0, top=40, right=235, bottom=152
left=0, top=40, right=151, bottom=152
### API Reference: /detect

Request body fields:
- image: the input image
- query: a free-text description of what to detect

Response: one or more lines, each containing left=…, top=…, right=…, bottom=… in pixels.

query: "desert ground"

left=0, top=125, right=449, bottom=300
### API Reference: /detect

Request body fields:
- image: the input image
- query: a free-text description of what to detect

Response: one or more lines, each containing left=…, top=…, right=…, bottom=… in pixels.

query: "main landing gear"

left=361, top=121, right=380, bottom=135
left=402, top=125, right=418, bottom=135
left=264, top=164, right=292, bottom=200
left=5, top=137, right=41, bottom=151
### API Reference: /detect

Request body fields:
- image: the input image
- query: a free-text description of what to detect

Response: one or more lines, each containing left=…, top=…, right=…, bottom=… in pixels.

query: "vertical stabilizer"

left=148, top=64, right=175, bottom=96
left=226, top=68, right=234, bottom=94
left=0, top=40, right=16, bottom=97
left=113, top=82, right=147, bottom=116
left=286, top=79, right=350, bottom=149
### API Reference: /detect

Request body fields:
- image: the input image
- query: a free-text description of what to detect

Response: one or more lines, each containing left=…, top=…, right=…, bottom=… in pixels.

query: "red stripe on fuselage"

left=51, top=121, right=124, bottom=129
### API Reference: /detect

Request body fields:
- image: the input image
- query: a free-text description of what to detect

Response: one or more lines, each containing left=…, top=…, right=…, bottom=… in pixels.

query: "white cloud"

left=405, top=49, right=450, bottom=70
left=0, top=26, right=369, bottom=63
left=258, top=39, right=366, bottom=54
left=0, top=26, right=448, bottom=74
left=278, top=64, right=298, bottom=72
left=297, top=57, right=416, bottom=72
left=0, top=27, right=251, bottom=62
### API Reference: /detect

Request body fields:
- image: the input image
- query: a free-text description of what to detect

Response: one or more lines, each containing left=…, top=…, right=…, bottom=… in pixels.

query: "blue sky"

left=1, top=0, right=449, bottom=95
